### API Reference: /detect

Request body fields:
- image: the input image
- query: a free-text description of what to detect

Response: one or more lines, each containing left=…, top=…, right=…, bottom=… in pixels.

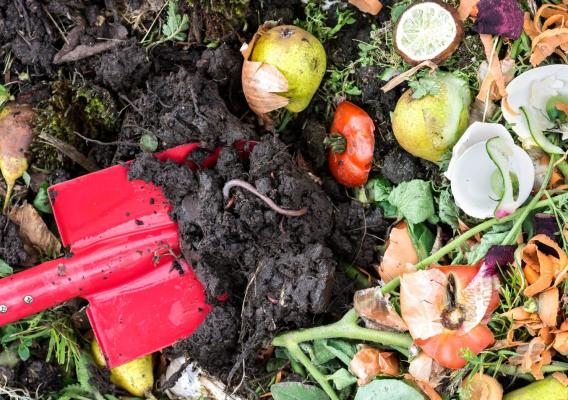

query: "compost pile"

left=1, top=0, right=568, bottom=399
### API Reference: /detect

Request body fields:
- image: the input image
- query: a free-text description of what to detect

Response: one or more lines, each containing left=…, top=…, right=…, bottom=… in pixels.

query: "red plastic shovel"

left=0, top=144, right=214, bottom=368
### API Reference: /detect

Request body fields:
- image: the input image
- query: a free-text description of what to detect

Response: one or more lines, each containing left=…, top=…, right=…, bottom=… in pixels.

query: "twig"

left=73, top=131, right=138, bottom=147
left=380, top=60, right=437, bottom=92
left=38, top=133, right=99, bottom=172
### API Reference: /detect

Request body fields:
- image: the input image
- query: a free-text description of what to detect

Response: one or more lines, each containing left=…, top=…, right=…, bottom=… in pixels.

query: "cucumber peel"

left=519, top=106, right=564, bottom=154
left=486, top=137, right=518, bottom=218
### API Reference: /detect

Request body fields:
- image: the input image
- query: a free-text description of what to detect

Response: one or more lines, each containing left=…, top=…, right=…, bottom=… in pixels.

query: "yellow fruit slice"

left=91, top=340, right=154, bottom=397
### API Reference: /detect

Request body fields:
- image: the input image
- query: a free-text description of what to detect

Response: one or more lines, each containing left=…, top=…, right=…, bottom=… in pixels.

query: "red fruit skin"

left=415, top=264, right=498, bottom=369
left=416, top=324, right=495, bottom=369
left=328, top=101, right=375, bottom=187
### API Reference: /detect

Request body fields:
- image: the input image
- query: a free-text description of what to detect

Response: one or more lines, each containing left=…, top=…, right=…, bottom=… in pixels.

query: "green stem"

left=381, top=191, right=568, bottom=295
left=272, top=309, right=413, bottom=400
left=273, top=309, right=412, bottom=351
left=287, top=342, right=339, bottom=400
left=557, top=160, right=568, bottom=181
left=488, top=362, right=568, bottom=381
left=502, top=154, right=556, bottom=245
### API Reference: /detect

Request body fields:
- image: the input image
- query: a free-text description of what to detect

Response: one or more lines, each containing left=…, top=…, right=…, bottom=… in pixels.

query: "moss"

left=31, top=81, right=119, bottom=171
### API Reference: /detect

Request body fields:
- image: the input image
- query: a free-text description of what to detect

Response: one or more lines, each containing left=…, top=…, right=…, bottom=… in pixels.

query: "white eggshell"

left=446, top=122, right=513, bottom=181
left=450, top=141, right=535, bottom=219
left=502, top=64, right=568, bottom=143
left=163, top=357, right=202, bottom=399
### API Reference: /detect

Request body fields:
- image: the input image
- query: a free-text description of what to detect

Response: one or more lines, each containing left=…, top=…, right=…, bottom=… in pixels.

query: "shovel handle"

left=0, top=222, right=180, bottom=326
left=0, top=257, right=84, bottom=325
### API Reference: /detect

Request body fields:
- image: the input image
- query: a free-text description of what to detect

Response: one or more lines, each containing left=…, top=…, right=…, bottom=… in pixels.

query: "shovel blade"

left=86, top=257, right=210, bottom=368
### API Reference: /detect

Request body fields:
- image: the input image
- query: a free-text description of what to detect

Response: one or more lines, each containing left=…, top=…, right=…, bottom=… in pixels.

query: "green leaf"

left=21, top=171, right=31, bottom=186
left=312, top=340, right=336, bottom=365
left=366, top=177, right=393, bottom=203
left=328, top=368, right=357, bottom=390
left=465, top=222, right=512, bottom=264
left=407, top=223, right=434, bottom=260
left=409, top=76, right=440, bottom=99
left=33, top=182, right=53, bottom=214
left=271, top=382, right=330, bottom=400
left=0, top=259, right=13, bottom=277
left=388, top=180, right=435, bottom=224
left=162, top=0, right=189, bottom=42
left=17, top=343, right=30, bottom=361
left=438, top=188, right=459, bottom=229
left=0, top=84, right=13, bottom=109
left=390, top=0, right=412, bottom=23
left=354, top=379, right=424, bottom=400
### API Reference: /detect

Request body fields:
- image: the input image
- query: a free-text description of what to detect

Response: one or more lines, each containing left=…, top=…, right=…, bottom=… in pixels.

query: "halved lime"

left=394, top=1, right=462, bottom=65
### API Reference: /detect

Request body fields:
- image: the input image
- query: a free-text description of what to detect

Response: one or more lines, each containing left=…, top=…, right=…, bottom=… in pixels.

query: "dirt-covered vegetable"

left=325, top=101, right=375, bottom=187
left=391, top=72, right=471, bottom=162
left=394, top=0, right=463, bottom=65
left=0, top=103, right=35, bottom=210
left=241, top=23, right=326, bottom=121
left=91, top=340, right=153, bottom=397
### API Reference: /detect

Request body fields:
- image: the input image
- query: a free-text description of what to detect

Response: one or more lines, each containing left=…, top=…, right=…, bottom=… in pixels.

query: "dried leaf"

left=553, top=320, right=568, bottom=355
left=0, top=103, right=35, bottom=210
left=538, top=287, right=559, bottom=327
left=348, top=0, right=383, bottom=15
left=377, top=221, right=418, bottom=282
left=510, top=337, right=552, bottom=380
left=349, top=346, right=399, bottom=385
left=9, top=203, right=61, bottom=255
left=354, top=287, right=408, bottom=332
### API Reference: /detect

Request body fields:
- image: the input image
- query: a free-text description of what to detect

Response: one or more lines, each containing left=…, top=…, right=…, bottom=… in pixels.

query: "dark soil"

left=0, top=216, right=27, bottom=266
left=0, top=0, right=433, bottom=394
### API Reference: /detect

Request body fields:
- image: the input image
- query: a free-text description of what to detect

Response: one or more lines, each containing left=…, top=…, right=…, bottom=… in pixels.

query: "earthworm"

left=222, top=179, right=308, bottom=217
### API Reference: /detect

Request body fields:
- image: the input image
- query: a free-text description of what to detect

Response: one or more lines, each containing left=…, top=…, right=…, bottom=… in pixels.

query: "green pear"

left=391, top=72, right=471, bottom=162
left=251, top=25, right=326, bottom=113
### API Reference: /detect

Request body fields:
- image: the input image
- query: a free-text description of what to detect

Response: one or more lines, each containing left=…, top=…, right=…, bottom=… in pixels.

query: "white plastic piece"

left=502, top=64, right=568, bottom=146
left=447, top=122, right=535, bottom=219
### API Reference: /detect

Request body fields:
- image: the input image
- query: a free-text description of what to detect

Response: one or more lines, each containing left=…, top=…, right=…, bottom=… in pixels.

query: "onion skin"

left=393, top=0, right=464, bottom=65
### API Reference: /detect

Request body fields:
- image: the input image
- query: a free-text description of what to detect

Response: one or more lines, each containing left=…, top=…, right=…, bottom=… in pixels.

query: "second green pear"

left=251, top=25, right=326, bottom=113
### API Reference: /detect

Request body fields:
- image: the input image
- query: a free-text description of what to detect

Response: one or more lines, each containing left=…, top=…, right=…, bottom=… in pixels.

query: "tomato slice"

left=416, top=324, right=495, bottom=369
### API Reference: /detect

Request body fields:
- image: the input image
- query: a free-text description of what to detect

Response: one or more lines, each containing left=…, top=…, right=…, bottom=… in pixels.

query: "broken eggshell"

left=160, top=357, right=245, bottom=400
left=446, top=122, right=534, bottom=219
left=502, top=64, right=568, bottom=146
